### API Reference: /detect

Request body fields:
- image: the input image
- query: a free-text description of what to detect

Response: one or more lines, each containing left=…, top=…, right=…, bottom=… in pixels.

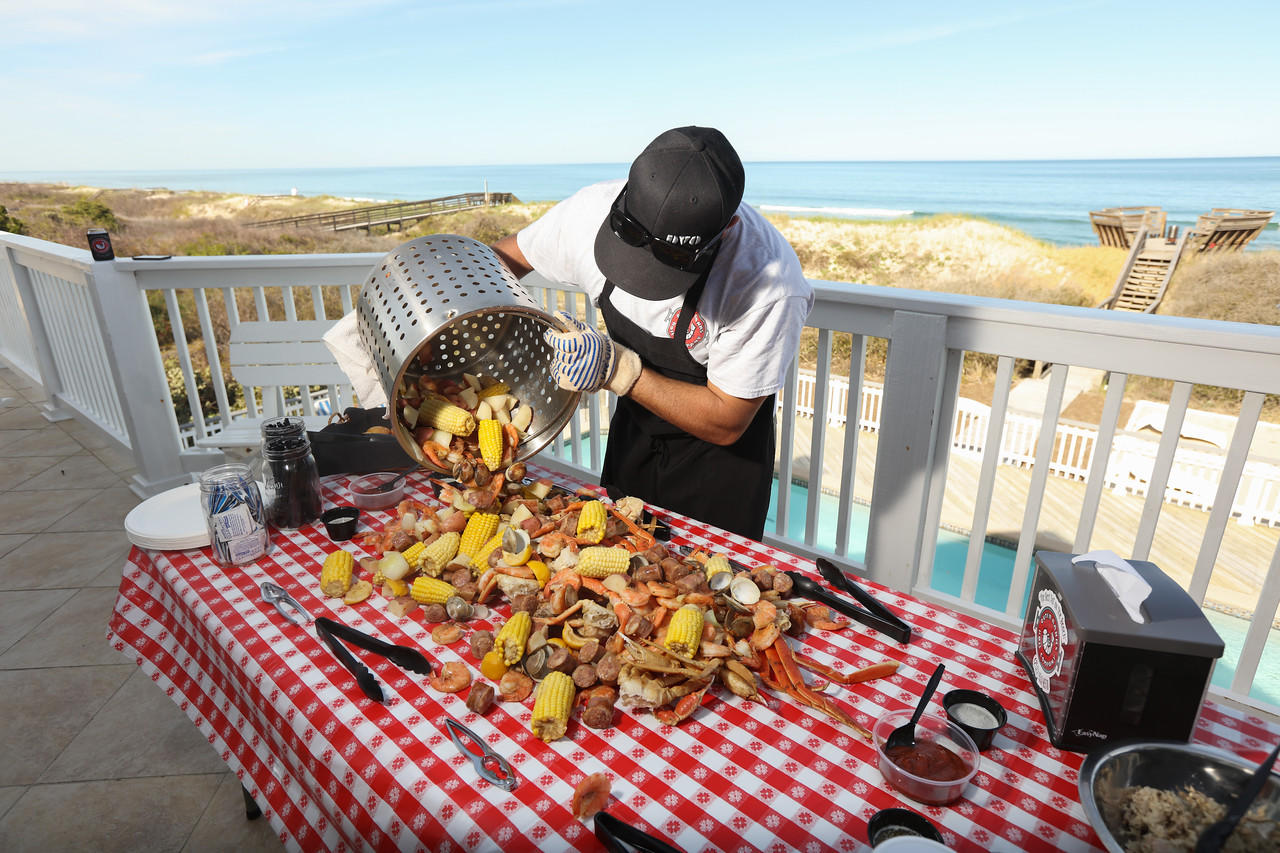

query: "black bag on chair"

left=307, top=407, right=417, bottom=476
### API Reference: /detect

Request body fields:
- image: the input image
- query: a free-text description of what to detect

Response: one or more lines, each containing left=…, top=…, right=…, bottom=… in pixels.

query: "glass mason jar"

left=199, top=463, right=271, bottom=566
left=261, top=435, right=323, bottom=529
left=261, top=416, right=306, bottom=442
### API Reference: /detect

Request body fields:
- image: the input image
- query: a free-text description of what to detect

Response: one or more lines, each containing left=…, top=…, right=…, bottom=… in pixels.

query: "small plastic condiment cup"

left=873, top=710, right=979, bottom=806
left=942, top=689, right=1007, bottom=752
left=349, top=472, right=406, bottom=510
left=866, top=808, right=945, bottom=847
left=321, top=506, right=359, bottom=541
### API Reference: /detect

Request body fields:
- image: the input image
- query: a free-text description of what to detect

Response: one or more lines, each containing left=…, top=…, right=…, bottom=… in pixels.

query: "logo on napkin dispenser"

left=1030, top=588, right=1066, bottom=695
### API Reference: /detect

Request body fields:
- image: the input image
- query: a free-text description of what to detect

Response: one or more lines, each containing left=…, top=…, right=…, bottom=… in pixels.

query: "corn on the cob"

left=665, top=604, right=704, bottom=657
left=418, top=532, right=460, bottom=577
left=410, top=576, right=457, bottom=605
left=704, top=554, right=732, bottom=583
left=401, top=541, right=427, bottom=570
left=574, top=546, right=631, bottom=578
left=576, top=500, right=607, bottom=544
left=531, top=671, right=575, bottom=742
left=495, top=610, right=532, bottom=665
left=458, top=512, right=499, bottom=560
left=470, top=529, right=506, bottom=573
left=418, top=396, right=476, bottom=437
left=478, top=419, right=503, bottom=471
left=477, top=381, right=510, bottom=399
left=320, top=550, right=354, bottom=597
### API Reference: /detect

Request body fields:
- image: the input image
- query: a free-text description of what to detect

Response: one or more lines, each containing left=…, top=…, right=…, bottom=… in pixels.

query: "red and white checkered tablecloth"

left=108, top=466, right=1280, bottom=853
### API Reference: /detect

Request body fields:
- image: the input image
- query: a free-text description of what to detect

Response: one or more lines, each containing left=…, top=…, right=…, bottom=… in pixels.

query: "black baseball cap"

left=594, top=126, right=745, bottom=300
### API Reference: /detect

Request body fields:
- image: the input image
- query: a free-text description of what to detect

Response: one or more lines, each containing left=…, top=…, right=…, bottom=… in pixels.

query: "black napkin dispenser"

left=1015, top=550, right=1224, bottom=753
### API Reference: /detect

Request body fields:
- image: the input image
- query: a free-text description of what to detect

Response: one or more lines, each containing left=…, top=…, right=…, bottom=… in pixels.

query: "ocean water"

left=4, top=157, right=1277, bottom=250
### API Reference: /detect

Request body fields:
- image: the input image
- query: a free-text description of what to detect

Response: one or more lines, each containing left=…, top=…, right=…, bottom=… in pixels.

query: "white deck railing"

left=794, top=371, right=1280, bottom=527
left=3, top=230, right=1279, bottom=716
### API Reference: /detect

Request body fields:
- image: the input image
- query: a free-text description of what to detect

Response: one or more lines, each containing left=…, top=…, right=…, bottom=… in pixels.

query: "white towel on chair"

left=322, top=310, right=388, bottom=410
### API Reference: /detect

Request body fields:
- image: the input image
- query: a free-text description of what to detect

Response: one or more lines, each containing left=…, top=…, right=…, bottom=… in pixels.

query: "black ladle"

left=1195, top=740, right=1280, bottom=852
left=885, top=663, right=946, bottom=751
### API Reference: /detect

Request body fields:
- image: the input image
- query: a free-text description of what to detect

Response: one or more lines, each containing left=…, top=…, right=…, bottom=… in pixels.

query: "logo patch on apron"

left=666, top=310, right=706, bottom=347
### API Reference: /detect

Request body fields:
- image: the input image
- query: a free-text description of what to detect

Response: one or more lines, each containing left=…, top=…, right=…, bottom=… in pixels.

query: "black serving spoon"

left=885, top=663, right=946, bottom=751
left=1195, top=740, right=1280, bottom=852
left=368, top=468, right=414, bottom=493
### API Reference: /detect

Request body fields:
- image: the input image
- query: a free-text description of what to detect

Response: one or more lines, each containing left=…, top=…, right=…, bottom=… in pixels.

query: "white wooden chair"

left=196, top=319, right=356, bottom=450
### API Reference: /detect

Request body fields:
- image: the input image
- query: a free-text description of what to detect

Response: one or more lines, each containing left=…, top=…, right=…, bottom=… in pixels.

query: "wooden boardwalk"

left=251, top=191, right=520, bottom=232
left=787, top=418, right=1280, bottom=619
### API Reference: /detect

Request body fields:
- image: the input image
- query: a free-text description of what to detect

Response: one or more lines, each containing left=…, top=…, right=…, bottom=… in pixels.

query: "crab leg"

left=536, top=599, right=585, bottom=625
left=607, top=506, right=655, bottom=552
left=769, top=640, right=871, bottom=738
left=794, top=654, right=900, bottom=686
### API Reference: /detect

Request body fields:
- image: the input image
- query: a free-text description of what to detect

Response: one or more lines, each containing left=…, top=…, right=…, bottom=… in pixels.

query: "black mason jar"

left=261, top=434, right=323, bottom=529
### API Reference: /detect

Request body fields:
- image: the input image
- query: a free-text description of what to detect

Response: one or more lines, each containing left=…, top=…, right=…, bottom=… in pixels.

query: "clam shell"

left=445, top=596, right=474, bottom=621
left=729, top=574, right=761, bottom=606
left=521, top=645, right=553, bottom=680
left=708, top=570, right=732, bottom=592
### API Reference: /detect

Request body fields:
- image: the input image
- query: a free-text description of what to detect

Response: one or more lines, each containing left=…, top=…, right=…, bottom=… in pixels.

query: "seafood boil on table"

left=308, top=369, right=899, bottom=747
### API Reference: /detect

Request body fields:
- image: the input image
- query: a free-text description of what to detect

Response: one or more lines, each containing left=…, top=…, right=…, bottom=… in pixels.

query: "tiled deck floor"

left=0, top=365, right=283, bottom=852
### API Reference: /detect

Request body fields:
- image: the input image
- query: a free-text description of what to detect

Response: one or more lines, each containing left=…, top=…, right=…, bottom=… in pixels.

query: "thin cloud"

left=0, top=0, right=400, bottom=44
left=835, top=1, right=1107, bottom=54
left=179, top=46, right=287, bottom=67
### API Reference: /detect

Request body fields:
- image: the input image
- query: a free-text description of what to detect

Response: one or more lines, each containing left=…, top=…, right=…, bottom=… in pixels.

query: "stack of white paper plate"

left=124, top=483, right=210, bottom=550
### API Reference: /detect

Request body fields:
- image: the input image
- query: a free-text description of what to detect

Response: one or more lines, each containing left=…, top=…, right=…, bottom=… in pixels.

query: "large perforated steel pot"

left=355, top=234, right=578, bottom=473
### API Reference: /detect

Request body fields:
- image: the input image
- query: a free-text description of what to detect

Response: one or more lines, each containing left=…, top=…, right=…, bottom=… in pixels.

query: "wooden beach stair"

left=1089, top=206, right=1166, bottom=248
left=1186, top=208, right=1274, bottom=254
left=1097, top=221, right=1187, bottom=314
left=251, top=191, right=520, bottom=232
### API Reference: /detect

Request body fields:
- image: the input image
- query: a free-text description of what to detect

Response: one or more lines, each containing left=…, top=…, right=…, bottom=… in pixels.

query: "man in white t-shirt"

left=491, top=126, right=812, bottom=540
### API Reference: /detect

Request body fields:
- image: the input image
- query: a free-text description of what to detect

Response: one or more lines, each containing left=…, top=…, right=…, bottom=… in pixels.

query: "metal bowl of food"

left=1079, top=739, right=1280, bottom=852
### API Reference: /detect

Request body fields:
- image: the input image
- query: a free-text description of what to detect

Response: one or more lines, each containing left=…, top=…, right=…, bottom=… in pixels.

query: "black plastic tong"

left=594, top=812, right=684, bottom=853
left=314, top=617, right=432, bottom=703
left=784, top=558, right=913, bottom=644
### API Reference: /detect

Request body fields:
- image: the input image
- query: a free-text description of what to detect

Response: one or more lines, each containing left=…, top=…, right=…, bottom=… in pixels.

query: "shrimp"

left=429, top=661, right=472, bottom=693
left=571, top=772, right=612, bottom=820
left=498, top=671, right=534, bottom=703
left=620, top=584, right=651, bottom=609
left=752, top=600, right=778, bottom=631
left=538, top=532, right=578, bottom=560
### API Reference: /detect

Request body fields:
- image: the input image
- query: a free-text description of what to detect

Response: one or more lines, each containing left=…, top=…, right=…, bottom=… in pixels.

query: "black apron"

left=598, top=275, right=776, bottom=540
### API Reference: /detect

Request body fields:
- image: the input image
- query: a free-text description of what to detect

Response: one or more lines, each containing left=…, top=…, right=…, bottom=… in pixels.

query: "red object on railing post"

left=86, top=228, right=114, bottom=261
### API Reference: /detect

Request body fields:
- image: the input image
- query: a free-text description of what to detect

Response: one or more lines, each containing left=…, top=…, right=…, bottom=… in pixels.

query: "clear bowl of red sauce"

left=873, top=710, right=979, bottom=805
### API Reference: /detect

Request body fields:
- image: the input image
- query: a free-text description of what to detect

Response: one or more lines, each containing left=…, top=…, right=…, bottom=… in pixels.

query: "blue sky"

left=2, top=0, right=1277, bottom=169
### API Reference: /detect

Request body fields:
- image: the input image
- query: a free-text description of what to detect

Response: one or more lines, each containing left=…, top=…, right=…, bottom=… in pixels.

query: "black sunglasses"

left=608, top=186, right=725, bottom=271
